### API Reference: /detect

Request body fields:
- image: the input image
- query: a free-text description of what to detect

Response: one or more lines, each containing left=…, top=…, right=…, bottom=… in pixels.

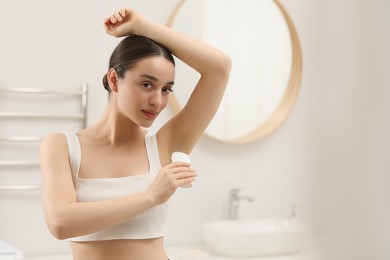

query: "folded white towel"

left=0, top=241, right=23, bottom=260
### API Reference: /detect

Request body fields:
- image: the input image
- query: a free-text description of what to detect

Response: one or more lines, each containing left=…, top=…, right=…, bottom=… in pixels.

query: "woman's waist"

left=71, top=237, right=167, bottom=260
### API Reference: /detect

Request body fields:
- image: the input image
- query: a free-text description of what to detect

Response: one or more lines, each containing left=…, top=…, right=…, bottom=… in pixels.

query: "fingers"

left=112, top=12, right=123, bottom=23
left=103, top=8, right=128, bottom=27
left=119, top=7, right=127, bottom=17
left=178, top=178, right=195, bottom=188
left=166, top=162, right=190, bottom=169
left=160, top=163, right=196, bottom=186
left=103, top=8, right=142, bottom=37
left=103, top=8, right=132, bottom=37
left=167, top=163, right=195, bottom=177
left=173, top=170, right=196, bottom=180
left=147, top=164, right=195, bottom=204
left=107, top=14, right=121, bottom=25
left=169, top=166, right=197, bottom=188
left=172, top=174, right=195, bottom=188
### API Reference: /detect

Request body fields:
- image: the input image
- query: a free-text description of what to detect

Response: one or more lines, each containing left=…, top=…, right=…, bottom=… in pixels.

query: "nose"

left=149, top=91, right=163, bottom=108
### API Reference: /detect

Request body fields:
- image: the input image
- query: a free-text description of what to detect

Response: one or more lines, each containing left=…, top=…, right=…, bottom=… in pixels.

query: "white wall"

left=0, top=0, right=389, bottom=259
left=283, top=0, right=390, bottom=259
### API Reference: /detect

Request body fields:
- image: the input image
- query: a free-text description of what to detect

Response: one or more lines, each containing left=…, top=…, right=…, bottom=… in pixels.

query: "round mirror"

left=167, top=0, right=302, bottom=144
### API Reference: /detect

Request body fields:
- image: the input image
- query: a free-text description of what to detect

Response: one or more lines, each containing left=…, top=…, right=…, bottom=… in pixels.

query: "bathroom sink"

left=202, top=219, right=310, bottom=257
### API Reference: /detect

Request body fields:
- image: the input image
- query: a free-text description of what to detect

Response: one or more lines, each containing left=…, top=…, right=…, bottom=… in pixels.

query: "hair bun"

left=102, top=74, right=110, bottom=92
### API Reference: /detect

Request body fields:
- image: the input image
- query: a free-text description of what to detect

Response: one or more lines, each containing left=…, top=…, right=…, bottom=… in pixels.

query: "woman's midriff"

left=70, top=237, right=168, bottom=260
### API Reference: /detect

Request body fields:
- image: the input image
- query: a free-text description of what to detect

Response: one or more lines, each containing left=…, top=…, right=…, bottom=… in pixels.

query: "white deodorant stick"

left=171, top=152, right=192, bottom=188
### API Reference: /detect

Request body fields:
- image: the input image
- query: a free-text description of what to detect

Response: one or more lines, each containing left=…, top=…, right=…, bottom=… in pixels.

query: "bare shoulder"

left=39, top=132, right=73, bottom=182
left=41, top=132, right=67, bottom=146
left=40, top=132, right=68, bottom=156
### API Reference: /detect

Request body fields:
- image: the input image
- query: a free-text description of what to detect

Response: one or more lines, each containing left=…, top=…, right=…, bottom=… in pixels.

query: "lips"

left=141, top=109, right=158, bottom=119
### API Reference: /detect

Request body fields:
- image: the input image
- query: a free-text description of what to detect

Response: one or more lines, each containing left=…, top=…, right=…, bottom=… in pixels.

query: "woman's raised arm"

left=105, top=8, right=231, bottom=154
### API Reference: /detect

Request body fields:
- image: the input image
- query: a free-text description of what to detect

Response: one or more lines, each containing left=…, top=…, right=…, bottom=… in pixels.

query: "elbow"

left=47, top=218, right=72, bottom=240
left=198, top=52, right=232, bottom=80
left=220, top=53, right=232, bottom=78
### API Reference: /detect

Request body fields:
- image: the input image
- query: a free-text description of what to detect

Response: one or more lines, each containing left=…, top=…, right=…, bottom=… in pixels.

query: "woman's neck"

left=88, top=99, right=145, bottom=146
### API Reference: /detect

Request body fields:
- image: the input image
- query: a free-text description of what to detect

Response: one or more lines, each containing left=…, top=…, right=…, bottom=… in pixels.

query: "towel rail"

left=0, top=111, right=85, bottom=119
left=81, top=83, right=88, bottom=128
left=0, top=136, right=42, bottom=142
left=0, top=160, right=40, bottom=166
left=0, top=84, right=88, bottom=191
left=0, top=87, right=83, bottom=96
left=0, top=84, right=88, bottom=126
left=0, top=185, right=40, bottom=191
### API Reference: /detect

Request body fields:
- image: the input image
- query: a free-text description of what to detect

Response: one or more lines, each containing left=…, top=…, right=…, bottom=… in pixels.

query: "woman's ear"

left=107, top=68, right=119, bottom=93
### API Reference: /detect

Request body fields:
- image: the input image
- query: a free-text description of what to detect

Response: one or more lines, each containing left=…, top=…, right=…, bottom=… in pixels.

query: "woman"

left=40, top=7, right=231, bottom=260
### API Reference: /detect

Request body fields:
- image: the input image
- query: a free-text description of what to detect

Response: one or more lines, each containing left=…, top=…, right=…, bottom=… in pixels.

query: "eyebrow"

left=140, top=74, right=174, bottom=85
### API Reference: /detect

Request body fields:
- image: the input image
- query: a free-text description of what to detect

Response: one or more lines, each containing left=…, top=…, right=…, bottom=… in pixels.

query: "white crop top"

left=64, top=132, right=168, bottom=242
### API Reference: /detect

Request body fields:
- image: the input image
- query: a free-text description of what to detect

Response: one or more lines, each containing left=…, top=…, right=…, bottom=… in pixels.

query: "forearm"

left=137, top=19, right=231, bottom=76
left=47, top=191, right=155, bottom=240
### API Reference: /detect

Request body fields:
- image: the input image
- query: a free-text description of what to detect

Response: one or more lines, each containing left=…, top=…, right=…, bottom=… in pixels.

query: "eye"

left=162, top=87, right=173, bottom=94
left=141, top=82, right=153, bottom=89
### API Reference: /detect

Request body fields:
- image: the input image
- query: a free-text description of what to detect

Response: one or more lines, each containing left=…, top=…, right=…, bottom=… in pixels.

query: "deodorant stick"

left=171, top=152, right=192, bottom=188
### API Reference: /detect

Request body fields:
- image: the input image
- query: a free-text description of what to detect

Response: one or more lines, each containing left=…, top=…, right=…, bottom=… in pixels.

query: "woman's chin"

left=138, top=120, right=154, bottom=128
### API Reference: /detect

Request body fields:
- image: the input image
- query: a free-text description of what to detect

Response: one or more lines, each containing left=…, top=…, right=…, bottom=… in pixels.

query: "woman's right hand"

left=103, top=7, right=146, bottom=37
left=147, top=162, right=196, bottom=205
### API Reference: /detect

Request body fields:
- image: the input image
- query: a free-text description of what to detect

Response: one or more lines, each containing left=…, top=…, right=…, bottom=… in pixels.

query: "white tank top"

left=64, top=132, right=167, bottom=241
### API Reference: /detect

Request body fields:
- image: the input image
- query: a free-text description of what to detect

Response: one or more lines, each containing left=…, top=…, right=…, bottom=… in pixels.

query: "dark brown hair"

left=102, top=35, right=175, bottom=92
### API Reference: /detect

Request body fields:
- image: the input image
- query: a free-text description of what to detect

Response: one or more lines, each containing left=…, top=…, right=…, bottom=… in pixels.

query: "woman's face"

left=116, top=56, right=175, bottom=127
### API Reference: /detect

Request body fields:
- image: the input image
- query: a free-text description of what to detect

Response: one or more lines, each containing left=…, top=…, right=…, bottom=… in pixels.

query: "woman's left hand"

left=103, top=8, right=144, bottom=37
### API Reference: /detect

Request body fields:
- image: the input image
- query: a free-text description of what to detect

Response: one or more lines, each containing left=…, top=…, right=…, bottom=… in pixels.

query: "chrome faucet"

left=228, top=188, right=253, bottom=220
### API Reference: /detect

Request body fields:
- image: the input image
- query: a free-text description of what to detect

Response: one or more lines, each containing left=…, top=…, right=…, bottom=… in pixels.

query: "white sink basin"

left=202, top=219, right=310, bottom=257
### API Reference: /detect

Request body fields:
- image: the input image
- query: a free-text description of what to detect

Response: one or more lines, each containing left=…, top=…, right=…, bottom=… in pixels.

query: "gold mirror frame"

left=166, top=0, right=302, bottom=144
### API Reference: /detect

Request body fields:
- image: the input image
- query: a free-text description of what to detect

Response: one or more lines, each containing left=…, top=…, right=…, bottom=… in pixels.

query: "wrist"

left=142, top=190, right=158, bottom=207
left=133, top=17, right=161, bottom=39
left=133, top=19, right=147, bottom=36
